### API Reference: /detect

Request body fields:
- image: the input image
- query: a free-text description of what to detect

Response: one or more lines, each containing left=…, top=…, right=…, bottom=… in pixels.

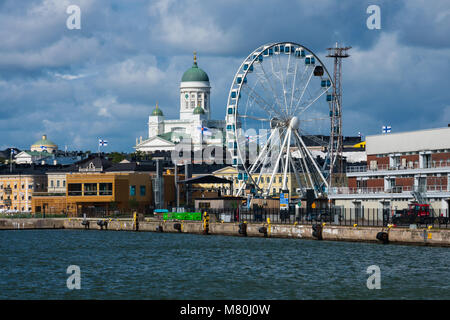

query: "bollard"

left=238, top=222, right=247, bottom=236
left=203, top=212, right=210, bottom=235
left=376, top=232, right=389, bottom=244
left=258, top=226, right=268, bottom=237
left=312, top=224, right=323, bottom=240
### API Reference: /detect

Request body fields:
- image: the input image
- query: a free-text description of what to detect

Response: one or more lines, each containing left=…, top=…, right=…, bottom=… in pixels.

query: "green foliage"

left=109, top=152, right=126, bottom=163
left=128, top=197, right=139, bottom=209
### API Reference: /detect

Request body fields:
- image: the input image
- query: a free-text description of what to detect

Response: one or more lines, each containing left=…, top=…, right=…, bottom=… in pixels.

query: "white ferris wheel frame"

left=225, top=41, right=341, bottom=198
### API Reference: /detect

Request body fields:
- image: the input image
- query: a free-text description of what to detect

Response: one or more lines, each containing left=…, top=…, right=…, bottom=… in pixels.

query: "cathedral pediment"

left=136, top=136, right=175, bottom=148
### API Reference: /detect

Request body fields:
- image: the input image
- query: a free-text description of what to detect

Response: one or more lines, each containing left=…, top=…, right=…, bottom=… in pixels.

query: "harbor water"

left=0, top=230, right=449, bottom=299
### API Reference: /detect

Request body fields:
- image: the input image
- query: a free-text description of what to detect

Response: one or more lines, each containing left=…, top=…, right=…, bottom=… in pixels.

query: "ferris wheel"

left=225, top=42, right=340, bottom=198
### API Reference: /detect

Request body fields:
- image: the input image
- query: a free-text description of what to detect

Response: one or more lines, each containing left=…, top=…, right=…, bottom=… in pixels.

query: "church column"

left=195, top=91, right=198, bottom=108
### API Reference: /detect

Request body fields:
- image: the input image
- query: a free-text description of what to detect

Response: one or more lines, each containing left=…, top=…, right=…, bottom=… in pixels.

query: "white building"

left=135, top=54, right=226, bottom=153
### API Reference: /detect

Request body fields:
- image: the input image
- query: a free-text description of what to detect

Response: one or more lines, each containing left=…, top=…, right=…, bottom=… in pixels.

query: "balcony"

left=347, top=160, right=450, bottom=173
left=330, top=185, right=448, bottom=195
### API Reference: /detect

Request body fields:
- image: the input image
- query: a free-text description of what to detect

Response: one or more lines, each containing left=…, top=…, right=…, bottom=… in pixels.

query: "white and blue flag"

left=99, top=139, right=108, bottom=146
left=198, top=125, right=212, bottom=136
left=382, top=126, right=391, bottom=133
left=40, top=145, right=48, bottom=151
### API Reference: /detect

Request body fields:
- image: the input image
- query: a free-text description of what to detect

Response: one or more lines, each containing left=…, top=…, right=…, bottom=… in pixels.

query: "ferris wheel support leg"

left=294, top=130, right=329, bottom=189
left=288, top=149, right=303, bottom=195
left=267, top=128, right=290, bottom=195
left=282, top=129, right=292, bottom=190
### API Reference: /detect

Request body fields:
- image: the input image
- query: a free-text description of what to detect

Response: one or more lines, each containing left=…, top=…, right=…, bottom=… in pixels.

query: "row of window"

left=129, top=185, right=146, bottom=196
left=0, top=184, right=34, bottom=189
left=67, top=183, right=113, bottom=196
left=50, top=180, right=65, bottom=188
left=0, top=195, right=32, bottom=201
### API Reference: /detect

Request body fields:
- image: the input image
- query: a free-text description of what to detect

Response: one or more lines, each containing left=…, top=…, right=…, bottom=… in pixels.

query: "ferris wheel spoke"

left=288, top=57, right=300, bottom=116
left=291, top=68, right=315, bottom=116
left=296, top=86, right=331, bottom=116
left=258, top=63, right=286, bottom=117
left=240, top=84, right=278, bottom=118
left=237, top=114, right=271, bottom=122
left=276, top=52, right=290, bottom=118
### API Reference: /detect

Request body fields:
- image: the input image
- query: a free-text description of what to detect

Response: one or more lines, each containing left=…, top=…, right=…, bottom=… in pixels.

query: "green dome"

left=32, top=135, right=56, bottom=147
left=151, top=104, right=163, bottom=116
left=181, top=58, right=209, bottom=82
left=193, top=106, right=205, bottom=115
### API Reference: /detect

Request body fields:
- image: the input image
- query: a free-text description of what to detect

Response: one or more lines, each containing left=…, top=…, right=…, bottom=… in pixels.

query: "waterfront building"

left=330, top=127, right=450, bottom=213
left=0, top=167, right=47, bottom=212
left=134, top=53, right=226, bottom=153
left=31, top=156, right=180, bottom=215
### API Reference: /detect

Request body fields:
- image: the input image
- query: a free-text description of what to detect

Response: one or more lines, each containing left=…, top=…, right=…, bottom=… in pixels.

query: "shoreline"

left=1, top=218, right=449, bottom=247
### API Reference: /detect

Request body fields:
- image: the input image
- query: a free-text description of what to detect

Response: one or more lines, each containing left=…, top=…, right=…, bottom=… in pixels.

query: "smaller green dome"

left=193, top=106, right=205, bottom=115
left=151, top=103, right=163, bottom=116
left=32, top=134, right=56, bottom=147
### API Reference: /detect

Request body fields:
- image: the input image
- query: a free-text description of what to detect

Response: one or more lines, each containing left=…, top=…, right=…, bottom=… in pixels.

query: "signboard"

left=280, top=192, right=289, bottom=210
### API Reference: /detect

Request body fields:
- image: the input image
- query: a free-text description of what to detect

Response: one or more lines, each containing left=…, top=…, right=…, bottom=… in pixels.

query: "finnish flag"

left=382, top=126, right=391, bottom=133
left=99, top=139, right=108, bottom=146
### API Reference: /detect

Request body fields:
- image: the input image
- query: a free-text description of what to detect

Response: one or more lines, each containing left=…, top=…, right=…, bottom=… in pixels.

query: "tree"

left=110, top=152, right=125, bottom=163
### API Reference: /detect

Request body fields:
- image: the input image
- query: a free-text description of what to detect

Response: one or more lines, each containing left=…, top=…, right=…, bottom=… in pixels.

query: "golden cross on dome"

left=193, top=51, right=197, bottom=64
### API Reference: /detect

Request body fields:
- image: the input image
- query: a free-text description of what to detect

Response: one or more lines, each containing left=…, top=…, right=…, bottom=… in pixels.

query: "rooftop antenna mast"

left=327, top=43, right=351, bottom=187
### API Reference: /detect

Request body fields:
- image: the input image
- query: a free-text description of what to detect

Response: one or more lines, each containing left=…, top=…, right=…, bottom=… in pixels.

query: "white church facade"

left=135, top=54, right=226, bottom=153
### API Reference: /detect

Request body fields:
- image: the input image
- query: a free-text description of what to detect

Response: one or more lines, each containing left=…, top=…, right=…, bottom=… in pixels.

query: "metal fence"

left=199, top=207, right=450, bottom=229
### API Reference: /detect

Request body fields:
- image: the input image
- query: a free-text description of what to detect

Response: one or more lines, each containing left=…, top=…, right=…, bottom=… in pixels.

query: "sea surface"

left=0, top=229, right=449, bottom=299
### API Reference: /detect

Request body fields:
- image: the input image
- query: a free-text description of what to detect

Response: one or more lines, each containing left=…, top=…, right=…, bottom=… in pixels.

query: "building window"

left=84, top=183, right=97, bottom=196
left=57, top=180, right=60, bottom=187
left=68, top=183, right=82, bottom=196
left=50, top=180, right=54, bottom=187
left=99, top=183, right=113, bottom=196
left=63, top=181, right=66, bottom=187
left=140, top=185, right=146, bottom=196
left=130, top=185, right=136, bottom=196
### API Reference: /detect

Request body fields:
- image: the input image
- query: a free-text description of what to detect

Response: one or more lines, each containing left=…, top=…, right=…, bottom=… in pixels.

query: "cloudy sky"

left=0, top=0, right=449, bottom=152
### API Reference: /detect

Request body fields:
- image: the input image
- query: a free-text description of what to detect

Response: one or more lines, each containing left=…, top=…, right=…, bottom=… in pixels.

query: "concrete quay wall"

left=1, top=218, right=449, bottom=247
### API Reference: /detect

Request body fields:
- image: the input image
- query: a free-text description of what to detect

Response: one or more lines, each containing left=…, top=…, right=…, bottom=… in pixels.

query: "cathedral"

left=134, top=53, right=226, bottom=153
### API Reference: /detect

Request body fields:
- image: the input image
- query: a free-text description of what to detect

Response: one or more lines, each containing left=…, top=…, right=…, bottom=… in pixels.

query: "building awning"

left=178, top=175, right=233, bottom=185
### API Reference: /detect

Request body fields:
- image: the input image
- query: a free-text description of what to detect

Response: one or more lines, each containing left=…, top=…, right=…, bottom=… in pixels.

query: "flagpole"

left=10, top=149, right=12, bottom=173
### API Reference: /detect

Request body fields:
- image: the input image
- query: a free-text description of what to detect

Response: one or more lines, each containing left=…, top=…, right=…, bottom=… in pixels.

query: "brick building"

left=330, top=127, right=450, bottom=214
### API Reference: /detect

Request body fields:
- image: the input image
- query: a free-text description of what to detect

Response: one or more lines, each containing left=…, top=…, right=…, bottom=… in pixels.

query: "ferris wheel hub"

left=289, top=116, right=299, bottom=129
